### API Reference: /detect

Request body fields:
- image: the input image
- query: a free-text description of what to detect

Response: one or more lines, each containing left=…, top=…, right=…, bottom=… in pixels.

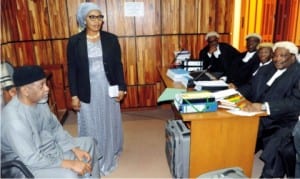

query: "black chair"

left=1, top=160, right=34, bottom=178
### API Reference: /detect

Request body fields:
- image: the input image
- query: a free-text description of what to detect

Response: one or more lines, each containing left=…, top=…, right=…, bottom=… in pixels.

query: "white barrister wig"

left=273, top=41, right=299, bottom=56
left=205, top=31, right=220, bottom=40
left=245, top=33, right=262, bottom=41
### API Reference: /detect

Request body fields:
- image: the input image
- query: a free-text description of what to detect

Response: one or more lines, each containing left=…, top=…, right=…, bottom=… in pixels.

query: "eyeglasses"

left=88, top=15, right=104, bottom=21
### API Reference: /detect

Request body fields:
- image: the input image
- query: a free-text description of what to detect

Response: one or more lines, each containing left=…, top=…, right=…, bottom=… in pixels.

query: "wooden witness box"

left=158, top=67, right=262, bottom=177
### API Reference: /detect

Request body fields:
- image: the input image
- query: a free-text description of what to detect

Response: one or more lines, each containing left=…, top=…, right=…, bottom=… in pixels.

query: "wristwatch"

left=261, top=103, right=267, bottom=111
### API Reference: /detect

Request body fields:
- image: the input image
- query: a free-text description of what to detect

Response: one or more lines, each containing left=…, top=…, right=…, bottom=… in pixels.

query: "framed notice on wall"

left=124, top=2, right=144, bottom=17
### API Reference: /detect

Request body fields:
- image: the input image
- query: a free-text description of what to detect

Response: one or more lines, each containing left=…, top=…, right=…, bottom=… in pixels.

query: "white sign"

left=124, top=2, right=144, bottom=17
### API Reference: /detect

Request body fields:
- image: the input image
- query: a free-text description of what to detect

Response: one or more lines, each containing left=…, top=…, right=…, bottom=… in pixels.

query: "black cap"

left=13, top=65, right=46, bottom=87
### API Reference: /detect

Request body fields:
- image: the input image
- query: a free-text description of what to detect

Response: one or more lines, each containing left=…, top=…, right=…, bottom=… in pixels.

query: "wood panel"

left=42, top=64, right=67, bottom=110
left=1, top=44, right=17, bottom=66
left=136, top=36, right=161, bottom=84
left=180, top=0, right=197, bottom=33
left=27, top=0, right=50, bottom=40
left=261, top=0, right=276, bottom=42
left=121, top=86, right=139, bottom=108
left=138, top=85, right=157, bottom=107
left=198, top=0, right=215, bottom=32
left=1, top=0, right=241, bottom=108
left=15, top=0, right=32, bottom=41
left=14, top=42, right=35, bottom=65
left=2, top=0, right=32, bottom=41
left=106, top=0, right=135, bottom=36
left=274, top=0, right=287, bottom=41
left=286, top=0, right=299, bottom=41
left=33, top=41, right=53, bottom=65
left=161, top=35, right=180, bottom=68
left=161, top=0, right=180, bottom=34
left=51, top=40, right=69, bottom=87
left=1, top=0, right=11, bottom=43
left=296, top=1, right=300, bottom=45
left=135, top=0, right=161, bottom=35
left=119, top=37, right=137, bottom=85
left=224, top=0, right=234, bottom=33
left=47, top=0, right=69, bottom=38
left=179, top=35, right=203, bottom=59
left=66, top=0, right=84, bottom=36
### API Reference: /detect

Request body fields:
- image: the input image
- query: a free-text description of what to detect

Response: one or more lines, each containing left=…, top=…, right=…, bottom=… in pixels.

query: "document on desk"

left=226, top=109, right=264, bottom=116
left=157, top=88, right=186, bottom=103
left=212, top=88, right=240, bottom=101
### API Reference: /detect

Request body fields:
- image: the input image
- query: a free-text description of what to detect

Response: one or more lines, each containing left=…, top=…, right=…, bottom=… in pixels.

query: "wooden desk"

left=158, top=67, right=260, bottom=177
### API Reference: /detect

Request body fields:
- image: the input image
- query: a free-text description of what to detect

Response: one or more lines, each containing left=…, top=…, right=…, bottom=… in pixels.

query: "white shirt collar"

left=242, top=51, right=256, bottom=63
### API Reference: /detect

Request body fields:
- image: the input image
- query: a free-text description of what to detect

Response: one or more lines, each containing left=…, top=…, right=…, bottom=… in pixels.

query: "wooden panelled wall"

left=2, top=0, right=299, bottom=110
left=1, top=0, right=234, bottom=110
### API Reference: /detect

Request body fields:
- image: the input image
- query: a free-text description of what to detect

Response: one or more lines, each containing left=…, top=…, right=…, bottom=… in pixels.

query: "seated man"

left=227, top=33, right=261, bottom=87
left=293, top=117, right=300, bottom=178
left=199, top=31, right=240, bottom=79
left=1, top=65, right=101, bottom=178
left=0, top=61, right=16, bottom=108
left=236, top=41, right=300, bottom=177
left=252, top=42, right=273, bottom=76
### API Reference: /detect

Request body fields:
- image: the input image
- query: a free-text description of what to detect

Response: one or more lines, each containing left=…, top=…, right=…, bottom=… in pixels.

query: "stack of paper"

left=166, top=68, right=191, bottom=82
left=212, top=88, right=240, bottom=101
left=218, top=94, right=244, bottom=110
left=174, top=50, right=191, bottom=64
left=194, top=80, right=228, bottom=91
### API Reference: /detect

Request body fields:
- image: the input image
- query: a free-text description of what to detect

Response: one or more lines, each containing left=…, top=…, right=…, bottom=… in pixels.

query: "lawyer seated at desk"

left=234, top=41, right=300, bottom=177
left=198, top=31, right=240, bottom=80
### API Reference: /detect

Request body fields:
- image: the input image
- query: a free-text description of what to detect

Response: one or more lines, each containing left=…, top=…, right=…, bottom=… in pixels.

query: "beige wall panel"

left=180, top=0, right=197, bottom=33
left=47, top=0, right=69, bottom=38
left=161, top=0, right=180, bottom=34
left=106, top=0, right=135, bottom=36
left=33, top=41, right=53, bottom=65
left=135, top=0, right=161, bottom=35
left=119, top=37, right=137, bottom=85
left=28, top=0, right=50, bottom=40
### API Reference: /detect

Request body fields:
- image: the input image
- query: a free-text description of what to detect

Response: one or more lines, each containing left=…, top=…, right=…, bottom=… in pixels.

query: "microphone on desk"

left=187, top=65, right=212, bottom=88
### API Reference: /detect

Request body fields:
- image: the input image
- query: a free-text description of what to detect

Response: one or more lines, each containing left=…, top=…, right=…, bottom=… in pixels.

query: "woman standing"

left=67, top=2, right=127, bottom=176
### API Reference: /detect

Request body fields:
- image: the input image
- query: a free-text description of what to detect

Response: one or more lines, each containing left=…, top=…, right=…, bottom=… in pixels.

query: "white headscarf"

left=77, top=2, right=101, bottom=29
